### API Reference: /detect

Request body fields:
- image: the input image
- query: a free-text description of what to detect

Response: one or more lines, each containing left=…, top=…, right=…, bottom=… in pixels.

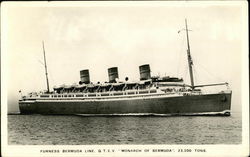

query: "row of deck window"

left=41, top=90, right=157, bottom=98
left=54, top=84, right=153, bottom=94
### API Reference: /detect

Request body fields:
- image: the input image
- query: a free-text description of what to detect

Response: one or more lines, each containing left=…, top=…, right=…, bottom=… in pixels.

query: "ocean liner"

left=18, top=20, right=232, bottom=116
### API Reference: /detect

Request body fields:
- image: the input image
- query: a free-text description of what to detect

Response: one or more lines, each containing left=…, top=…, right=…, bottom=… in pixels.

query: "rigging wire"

left=192, top=56, right=225, bottom=82
left=37, top=58, right=54, bottom=90
left=193, top=64, right=198, bottom=85
left=36, top=49, right=55, bottom=90
left=37, top=59, right=44, bottom=66
left=176, top=34, right=185, bottom=77
left=48, top=68, right=55, bottom=89
left=183, top=64, right=189, bottom=84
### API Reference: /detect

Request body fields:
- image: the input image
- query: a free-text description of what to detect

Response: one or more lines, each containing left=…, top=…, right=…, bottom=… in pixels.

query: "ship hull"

left=19, top=93, right=231, bottom=116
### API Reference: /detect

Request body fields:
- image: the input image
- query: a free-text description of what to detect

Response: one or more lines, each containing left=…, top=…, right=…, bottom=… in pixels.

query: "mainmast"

left=42, top=41, right=50, bottom=93
left=184, top=19, right=195, bottom=90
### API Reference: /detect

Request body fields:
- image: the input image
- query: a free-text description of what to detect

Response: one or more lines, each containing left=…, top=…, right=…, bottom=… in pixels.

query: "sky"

left=1, top=1, right=247, bottom=113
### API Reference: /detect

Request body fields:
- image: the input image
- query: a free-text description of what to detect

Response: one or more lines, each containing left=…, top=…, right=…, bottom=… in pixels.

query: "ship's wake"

left=75, top=110, right=230, bottom=117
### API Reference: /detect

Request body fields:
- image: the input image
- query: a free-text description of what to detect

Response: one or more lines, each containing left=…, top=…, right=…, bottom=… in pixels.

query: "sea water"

left=8, top=113, right=241, bottom=145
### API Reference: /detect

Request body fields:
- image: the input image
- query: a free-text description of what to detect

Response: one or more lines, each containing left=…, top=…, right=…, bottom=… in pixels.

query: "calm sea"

left=8, top=114, right=241, bottom=145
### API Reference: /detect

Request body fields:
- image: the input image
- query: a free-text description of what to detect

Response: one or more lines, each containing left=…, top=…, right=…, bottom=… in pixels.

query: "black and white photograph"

left=1, top=1, right=249, bottom=157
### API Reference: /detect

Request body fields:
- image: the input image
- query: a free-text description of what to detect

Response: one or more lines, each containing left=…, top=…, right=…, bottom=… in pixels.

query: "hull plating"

left=19, top=93, right=231, bottom=116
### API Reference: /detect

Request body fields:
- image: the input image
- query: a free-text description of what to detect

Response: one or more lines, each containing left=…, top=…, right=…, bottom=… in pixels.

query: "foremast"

left=183, top=19, right=228, bottom=89
left=42, top=41, right=50, bottom=93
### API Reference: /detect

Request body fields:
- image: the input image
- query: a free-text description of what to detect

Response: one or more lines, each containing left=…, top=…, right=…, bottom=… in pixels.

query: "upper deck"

left=20, top=78, right=204, bottom=101
left=20, top=87, right=204, bottom=102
